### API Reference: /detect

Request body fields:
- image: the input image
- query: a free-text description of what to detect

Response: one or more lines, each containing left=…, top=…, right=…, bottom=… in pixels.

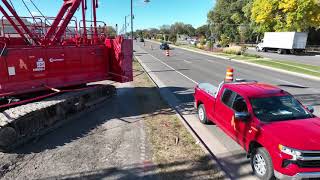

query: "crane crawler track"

left=0, top=84, right=116, bottom=152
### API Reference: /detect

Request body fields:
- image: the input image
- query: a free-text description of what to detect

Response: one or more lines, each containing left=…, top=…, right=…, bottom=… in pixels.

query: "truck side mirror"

left=235, top=112, right=250, bottom=122
left=307, top=106, right=314, bottom=113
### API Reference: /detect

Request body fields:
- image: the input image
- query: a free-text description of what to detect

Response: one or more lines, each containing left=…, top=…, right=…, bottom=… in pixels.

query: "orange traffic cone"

left=225, top=67, right=234, bottom=82
left=166, top=50, right=170, bottom=56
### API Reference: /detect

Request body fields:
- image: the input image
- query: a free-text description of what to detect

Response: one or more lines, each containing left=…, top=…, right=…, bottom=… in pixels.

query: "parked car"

left=256, top=32, right=308, bottom=54
left=194, top=80, right=319, bottom=179
left=160, top=42, right=170, bottom=50
left=139, top=38, right=145, bottom=42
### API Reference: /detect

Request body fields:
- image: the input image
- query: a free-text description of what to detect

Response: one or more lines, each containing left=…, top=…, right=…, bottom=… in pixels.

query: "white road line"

left=184, top=60, right=192, bottom=64
left=147, top=53, right=199, bottom=85
left=135, top=45, right=199, bottom=85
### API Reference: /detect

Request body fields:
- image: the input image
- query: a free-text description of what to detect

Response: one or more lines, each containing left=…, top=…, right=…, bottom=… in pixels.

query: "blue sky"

left=2, top=0, right=214, bottom=30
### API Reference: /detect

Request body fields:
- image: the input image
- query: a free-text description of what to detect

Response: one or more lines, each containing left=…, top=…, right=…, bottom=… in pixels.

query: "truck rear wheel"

left=198, top=104, right=209, bottom=124
left=277, top=49, right=285, bottom=54
left=251, top=147, right=274, bottom=180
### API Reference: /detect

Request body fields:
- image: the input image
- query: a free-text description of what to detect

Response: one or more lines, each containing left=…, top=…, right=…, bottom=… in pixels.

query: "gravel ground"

left=0, top=80, right=155, bottom=180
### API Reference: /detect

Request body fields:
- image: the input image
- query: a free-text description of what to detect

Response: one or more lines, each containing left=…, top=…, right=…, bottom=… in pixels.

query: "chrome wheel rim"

left=253, top=154, right=267, bottom=176
left=198, top=107, right=204, bottom=121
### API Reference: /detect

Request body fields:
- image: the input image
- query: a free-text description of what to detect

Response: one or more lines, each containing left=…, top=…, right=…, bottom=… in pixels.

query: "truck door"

left=214, top=88, right=237, bottom=138
left=231, top=94, right=251, bottom=146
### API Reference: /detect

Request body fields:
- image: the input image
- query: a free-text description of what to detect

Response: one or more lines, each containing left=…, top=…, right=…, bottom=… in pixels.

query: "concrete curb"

left=146, top=39, right=320, bottom=82
left=134, top=56, right=231, bottom=180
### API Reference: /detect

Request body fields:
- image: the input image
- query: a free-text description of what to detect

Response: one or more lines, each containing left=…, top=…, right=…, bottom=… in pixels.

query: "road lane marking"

left=184, top=60, right=192, bottom=64
left=135, top=46, right=199, bottom=85
left=147, top=53, right=199, bottom=84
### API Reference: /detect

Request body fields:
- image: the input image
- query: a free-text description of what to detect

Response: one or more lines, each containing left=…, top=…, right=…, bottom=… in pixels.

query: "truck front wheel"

left=198, top=104, right=209, bottom=124
left=251, top=147, right=275, bottom=180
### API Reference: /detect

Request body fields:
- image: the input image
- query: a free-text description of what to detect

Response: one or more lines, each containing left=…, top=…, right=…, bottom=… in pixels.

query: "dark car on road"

left=139, top=38, right=145, bottom=42
left=160, top=42, right=170, bottom=50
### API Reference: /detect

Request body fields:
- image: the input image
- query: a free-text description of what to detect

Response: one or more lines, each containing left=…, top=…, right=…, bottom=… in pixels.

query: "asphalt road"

left=134, top=40, right=320, bottom=179
left=247, top=48, right=320, bottom=66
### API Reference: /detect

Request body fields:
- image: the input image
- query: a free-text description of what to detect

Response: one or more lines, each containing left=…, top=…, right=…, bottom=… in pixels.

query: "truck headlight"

left=279, top=144, right=302, bottom=160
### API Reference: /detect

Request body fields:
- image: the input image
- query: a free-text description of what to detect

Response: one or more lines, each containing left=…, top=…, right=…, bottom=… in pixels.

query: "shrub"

left=242, top=53, right=262, bottom=58
left=223, top=46, right=242, bottom=55
left=219, top=34, right=231, bottom=47
left=197, top=43, right=205, bottom=49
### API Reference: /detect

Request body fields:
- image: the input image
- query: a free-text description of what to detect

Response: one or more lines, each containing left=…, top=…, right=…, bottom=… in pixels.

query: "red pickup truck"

left=194, top=81, right=320, bottom=179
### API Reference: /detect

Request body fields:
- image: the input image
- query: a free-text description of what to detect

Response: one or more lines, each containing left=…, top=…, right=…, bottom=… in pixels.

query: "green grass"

left=268, top=60, right=320, bottom=72
left=251, top=60, right=320, bottom=77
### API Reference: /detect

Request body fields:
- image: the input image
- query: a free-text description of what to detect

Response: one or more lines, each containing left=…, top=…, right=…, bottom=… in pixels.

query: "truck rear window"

left=221, top=89, right=237, bottom=108
left=250, top=95, right=312, bottom=122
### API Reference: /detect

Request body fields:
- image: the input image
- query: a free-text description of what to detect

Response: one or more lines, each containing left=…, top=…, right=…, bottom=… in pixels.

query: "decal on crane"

left=8, top=67, right=16, bottom=76
left=33, top=58, right=45, bottom=72
left=49, top=58, right=64, bottom=63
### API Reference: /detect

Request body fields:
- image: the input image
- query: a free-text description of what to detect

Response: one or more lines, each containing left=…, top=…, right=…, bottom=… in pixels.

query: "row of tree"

left=208, top=0, right=320, bottom=44
left=135, top=0, right=320, bottom=45
left=134, top=22, right=210, bottom=43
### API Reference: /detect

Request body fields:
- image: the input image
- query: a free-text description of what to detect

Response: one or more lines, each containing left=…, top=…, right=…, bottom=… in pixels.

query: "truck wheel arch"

left=197, top=101, right=203, bottom=108
left=248, top=141, right=263, bottom=157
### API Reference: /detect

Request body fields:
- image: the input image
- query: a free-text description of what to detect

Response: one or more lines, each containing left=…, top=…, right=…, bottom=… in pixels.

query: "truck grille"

left=297, top=160, right=320, bottom=168
left=302, top=152, right=320, bottom=157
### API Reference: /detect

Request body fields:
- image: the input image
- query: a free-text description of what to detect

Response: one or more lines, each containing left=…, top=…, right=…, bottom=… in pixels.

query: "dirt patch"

left=133, top=60, right=223, bottom=179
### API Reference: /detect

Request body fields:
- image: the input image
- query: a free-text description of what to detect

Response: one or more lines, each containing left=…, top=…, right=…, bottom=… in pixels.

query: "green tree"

left=196, top=25, right=210, bottom=38
left=170, top=22, right=195, bottom=36
left=251, top=0, right=320, bottom=32
left=208, top=0, right=255, bottom=43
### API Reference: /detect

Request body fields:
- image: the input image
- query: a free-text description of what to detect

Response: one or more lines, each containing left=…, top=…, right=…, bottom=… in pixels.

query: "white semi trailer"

left=256, top=32, right=308, bottom=54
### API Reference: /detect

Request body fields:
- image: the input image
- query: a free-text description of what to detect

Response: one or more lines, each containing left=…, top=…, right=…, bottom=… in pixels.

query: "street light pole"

left=130, top=0, right=150, bottom=40
left=131, top=0, right=133, bottom=40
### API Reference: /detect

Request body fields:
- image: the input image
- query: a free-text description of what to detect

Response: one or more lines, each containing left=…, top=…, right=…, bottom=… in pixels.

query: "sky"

left=1, top=0, right=214, bottom=31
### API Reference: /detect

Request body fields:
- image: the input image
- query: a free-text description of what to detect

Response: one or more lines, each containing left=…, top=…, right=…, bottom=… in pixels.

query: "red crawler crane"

left=0, top=0, right=133, bottom=99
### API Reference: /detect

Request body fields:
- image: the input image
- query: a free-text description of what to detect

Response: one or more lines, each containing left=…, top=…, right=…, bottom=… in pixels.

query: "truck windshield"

left=250, top=95, right=312, bottom=122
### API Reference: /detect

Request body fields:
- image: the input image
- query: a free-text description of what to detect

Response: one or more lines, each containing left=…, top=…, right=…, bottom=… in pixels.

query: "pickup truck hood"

left=261, top=117, right=320, bottom=150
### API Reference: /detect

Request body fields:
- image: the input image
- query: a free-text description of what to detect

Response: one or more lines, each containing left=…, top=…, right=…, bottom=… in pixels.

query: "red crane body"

left=0, top=0, right=133, bottom=97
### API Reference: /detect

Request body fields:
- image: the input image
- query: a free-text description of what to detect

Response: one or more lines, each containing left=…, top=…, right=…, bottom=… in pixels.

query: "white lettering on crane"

left=49, top=58, right=64, bottom=63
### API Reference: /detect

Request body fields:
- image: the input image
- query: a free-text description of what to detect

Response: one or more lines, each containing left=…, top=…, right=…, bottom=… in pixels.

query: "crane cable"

left=29, top=0, right=73, bottom=34
left=29, top=0, right=51, bottom=26
left=21, top=0, right=38, bottom=25
left=8, top=0, right=16, bottom=11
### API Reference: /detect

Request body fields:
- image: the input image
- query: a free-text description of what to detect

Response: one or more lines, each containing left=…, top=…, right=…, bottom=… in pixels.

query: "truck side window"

left=221, top=89, right=237, bottom=108
left=232, top=94, right=248, bottom=113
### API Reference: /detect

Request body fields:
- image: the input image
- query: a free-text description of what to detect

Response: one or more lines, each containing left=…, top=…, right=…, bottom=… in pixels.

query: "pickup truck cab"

left=194, top=81, right=320, bottom=179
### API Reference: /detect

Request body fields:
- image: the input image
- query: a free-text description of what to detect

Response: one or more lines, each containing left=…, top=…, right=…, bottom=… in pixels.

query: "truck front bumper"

left=275, top=170, right=320, bottom=180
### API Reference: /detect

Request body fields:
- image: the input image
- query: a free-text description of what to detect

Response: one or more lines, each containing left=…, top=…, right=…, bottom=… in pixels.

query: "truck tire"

left=197, top=104, right=209, bottom=124
left=251, top=147, right=275, bottom=180
left=277, top=49, right=284, bottom=54
left=256, top=46, right=260, bottom=52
